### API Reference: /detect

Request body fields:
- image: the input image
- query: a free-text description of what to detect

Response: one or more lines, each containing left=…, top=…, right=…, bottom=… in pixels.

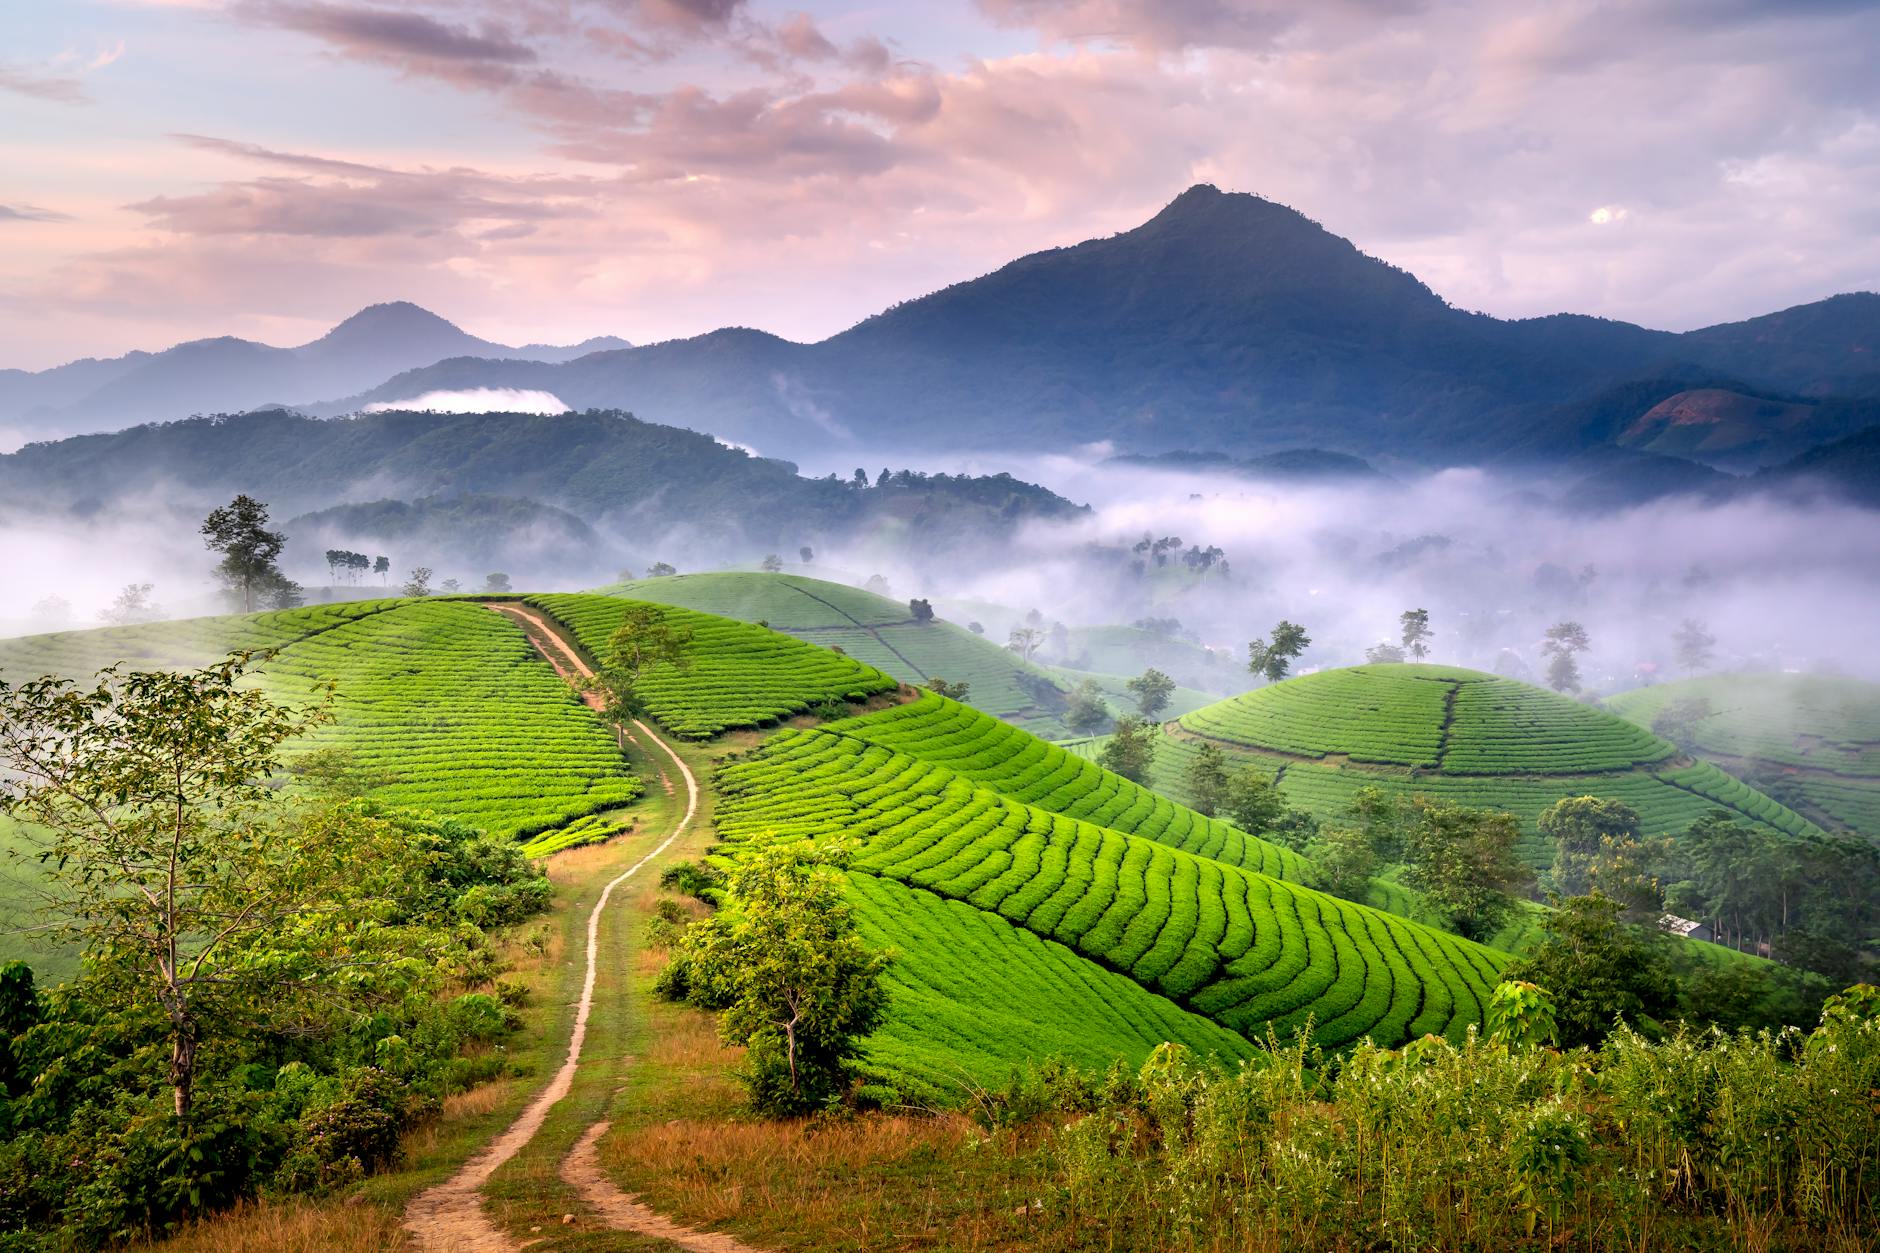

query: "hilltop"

left=314, top=187, right=1880, bottom=465
left=1111, top=663, right=1820, bottom=868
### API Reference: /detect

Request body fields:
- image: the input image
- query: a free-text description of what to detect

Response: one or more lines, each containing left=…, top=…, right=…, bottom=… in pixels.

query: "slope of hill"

left=0, top=408, right=1086, bottom=552
left=587, top=573, right=1082, bottom=736
left=711, top=692, right=1507, bottom=1058
left=1142, top=664, right=1820, bottom=867
left=0, top=302, right=628, bottom=440
left=1608, top=674, right=1880, bottom=838
left=319, top=187, right=1880, bottom=463
left=1753, top=424, right=1880, bottom=505
left=285, top=494, right=607, bottom=581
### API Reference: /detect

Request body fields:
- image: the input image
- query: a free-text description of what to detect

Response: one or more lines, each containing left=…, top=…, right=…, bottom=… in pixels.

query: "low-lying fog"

left=4, top=446, right=1877, bottom=694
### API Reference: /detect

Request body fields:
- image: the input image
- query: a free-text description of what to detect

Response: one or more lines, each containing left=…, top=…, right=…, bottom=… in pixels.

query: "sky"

left=1, top=0, right=1877, bottom=369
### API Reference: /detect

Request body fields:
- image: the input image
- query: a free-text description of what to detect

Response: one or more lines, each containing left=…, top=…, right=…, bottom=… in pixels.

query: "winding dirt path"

left=402, top=603, right=707, bottom=1251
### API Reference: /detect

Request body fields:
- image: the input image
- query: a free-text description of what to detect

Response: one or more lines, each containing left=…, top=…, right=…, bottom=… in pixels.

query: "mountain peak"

left=317, top=301, right=462, bottom=341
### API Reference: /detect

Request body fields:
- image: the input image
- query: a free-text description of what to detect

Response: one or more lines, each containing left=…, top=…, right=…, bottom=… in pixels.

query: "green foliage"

left=1650, top=695, right=1714, bottom=751
left=924, top=676, right=970, bottom=701
left=1124, top=667, right=1176, bottom=719
left=1400, top=607, right=1432, bottom=659
left=1484, top=979, right=1558, bottom=1050
left=588, top=602, right=694, bottom=722
left=1508, top=893, right=1677, bottom=1046
left=665, top=843, right=889, bottom=1114
left=1182, top=740, right=1230, bottom=817
left=1542, top=620, right=1590, bottom=693
left=1307, top=824, right=1377, bottom=901
left=1401, top=800, right=1530, bottom=942
left=1246, top=619, right=1310, bottom=683
left=1096, top=714, right=1156, bottom=785
left=1538, top=795, right=1641, bottom=895
left=1064, top=679, right=1112, bottom=736
left=200, top=494, right=289, bottom=614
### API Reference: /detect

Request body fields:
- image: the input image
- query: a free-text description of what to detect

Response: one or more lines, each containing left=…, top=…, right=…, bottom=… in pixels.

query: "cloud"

left=235, top=0, right=538, bottom=87
left=0, top=204, right=73, bottom=223
left=363, top=387, right=571, bottom=414
left=0, top=64, right=89, bottom=104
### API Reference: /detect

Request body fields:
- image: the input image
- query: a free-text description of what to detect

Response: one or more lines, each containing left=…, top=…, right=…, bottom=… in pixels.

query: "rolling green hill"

left=709, top=689, right=1508, bottom=1061
left=1091, top=664, right=1821, bottom=868
left=588, top=573, right=1081, bottom=736
left=1608, top=674, right=1880, bottom=839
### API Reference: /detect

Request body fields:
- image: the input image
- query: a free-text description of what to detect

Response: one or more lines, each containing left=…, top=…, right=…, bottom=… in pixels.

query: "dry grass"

left=128, top=1199, right=409, bottom=1253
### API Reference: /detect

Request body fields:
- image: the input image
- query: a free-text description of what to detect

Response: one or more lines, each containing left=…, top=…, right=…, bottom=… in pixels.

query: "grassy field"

left=1609, top=672, right=1880, bottom=839
left=1076, top=663, right=1823, bottom=870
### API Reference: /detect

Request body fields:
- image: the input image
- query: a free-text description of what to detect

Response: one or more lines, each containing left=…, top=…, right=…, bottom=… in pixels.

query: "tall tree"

left=1505, top=893, right=1676, bottom=1047
left=1007, top=626, right=1045, bottom=662
left=1538, top=796, right=1641, bottom=896
left=401, top=567, right=434, bottom=597
left=1673, top=618, right=1717, bottom=676
left=760, top=554, right=784, bottom=573
left=373, top=555, right=390, bottom=584
left=1097, top=715, right=1157, bottom=785
left=1541, top=621, right=1591, bottom=693
left=1065, top=680, right=1113, bottom=736
left=588, top=603, right=694, bottom=722
left=483, top=572, right=512, bottom=594
left=1125, top=667, right=1176, bottom=720
left=1247, top=620, right=1311, bottom=683
left=99, top=582, right=159, bottom=626
left=200, top=495, right=288, bottom=613
left=1222, top=766, right=1286, bottom=836
left=1309, top=824, right=1378, bottom=901
left=0, top=657, right=328, bottom=1117
left=1399, top=608, right=1433, bottom=659
left=908, top=597, right=935, bottom=624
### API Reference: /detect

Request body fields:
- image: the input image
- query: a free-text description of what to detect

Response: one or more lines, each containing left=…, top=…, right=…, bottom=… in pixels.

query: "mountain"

left=313, top=186, right=1878, bottom=464
left=0, top=303, right=630, bottom=444
left=284, top=493, right=610, bottom=583
left=1106, top=447, right=1388, bottom=481
left=1754, top=424, right=1880, bottom=506
left=0, top=407, right=1087, bottom=556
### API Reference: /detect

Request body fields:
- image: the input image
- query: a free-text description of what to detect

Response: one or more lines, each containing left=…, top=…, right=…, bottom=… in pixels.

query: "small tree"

left=925, top=677, right=970, bottom=702
left=440, top=578, right=461, bottom=594
left=201, top=495, right=288, bottom=613
left=0, top=657, right=329, bottom=1117
left=1541, top=621, right=1590, bottom=693
left=1247, top=620, right=1311, bottom=684
left=669, top=843, right=888, bottom=1114
left=799, top=546, right=814, bottom=563
left=908, top=598, right=935, bottom=624
left=373, top=555, right=390, bottom=584
left=29, top=595, right=73, bottom=627
left=1484, top=980, right=1559, bottom=1051
left=1125, top=668, right=1176, bottom=720
left=761, top=554, right=784, bottom=573
left=967, top=621, right=985, bottom=636
left=1673, top=618, right=1717, bottom=676
left=1097, top=715, right=1157, bottom=785
left=1222, top=766, right=1285, bottom=835
left=1365, top=642, right=1406, bottom=664
left=1309, top=824, right=1378, bottom=901
left=1065, top=680, right=1113, bottom=736
left=401, top=567, right=434, bottom=598
left=1402, top=800, right=1530, bottom=942
left=863, top=574, right=892, bottom=597
left=1345, top=785, right=1409, bottom=860
left=588, top=603, right=693, bottom=722
left=646, top=561, right=677, bottom=578
left=484, top=572, right=512, bottom=594
left=1400, top=608, right=1433, bottom=659
left=1650, top=696, right=1713, bottom=751
left=100, top=582, right=160, bottom=625
left=1007, top=626, right=1045, bottom=662
left=1185, top=741, right=1231, bottom=817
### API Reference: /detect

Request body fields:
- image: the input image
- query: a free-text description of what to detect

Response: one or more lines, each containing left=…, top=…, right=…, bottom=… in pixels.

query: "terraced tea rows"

left=1609, top=674, right=1880, bottom=838
left=0, top=599, right=402, bottom=683
left=841, top=691, right=1310, bottom=882
left=714, top=701, right=1507, bottom=1050
left=1085, top=664, right=1821, bottom=870
left=530, top=593, right=899, bottom=738
left=849, top=874, right=1259, bottom=1094
left=264, top=601, right=643, bottom=839
left=1179, top=664, right=1672, bottom=773
left=591, top=572, right=1075, bottom=735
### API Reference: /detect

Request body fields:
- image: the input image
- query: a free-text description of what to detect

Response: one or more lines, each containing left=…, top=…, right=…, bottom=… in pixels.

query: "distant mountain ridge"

left=308, top=187, right=1879, bottom=465
left=0, top=302, right=628, bottom=442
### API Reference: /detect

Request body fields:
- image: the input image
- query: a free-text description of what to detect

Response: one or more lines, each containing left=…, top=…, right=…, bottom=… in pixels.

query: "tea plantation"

left=1609, top=673, right=1880, bottom=839
left=712, top=694, right=1508, bottom=1053
left=592, top=572, right=1086, bottom=735
left=1084, top=664, right=1823, bottom=868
